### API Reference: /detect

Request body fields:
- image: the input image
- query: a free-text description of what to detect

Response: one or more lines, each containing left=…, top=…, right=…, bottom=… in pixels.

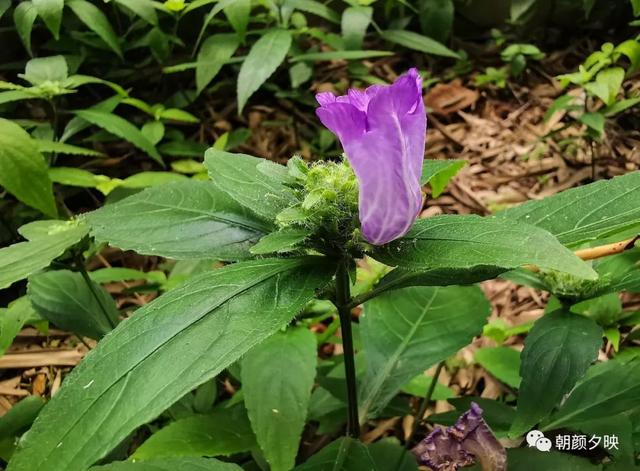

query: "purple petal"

left=315, top=68, right=427, bottom=245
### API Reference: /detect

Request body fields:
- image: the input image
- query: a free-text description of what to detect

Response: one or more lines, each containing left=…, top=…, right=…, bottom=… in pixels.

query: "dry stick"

left=524, top=235, right=639, bottom=273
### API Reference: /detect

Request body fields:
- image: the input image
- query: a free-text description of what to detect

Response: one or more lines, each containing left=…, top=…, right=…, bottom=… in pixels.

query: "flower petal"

left=315, top=102, right=367, bottom=144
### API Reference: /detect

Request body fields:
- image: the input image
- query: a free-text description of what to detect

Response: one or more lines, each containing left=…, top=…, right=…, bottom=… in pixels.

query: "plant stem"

left=407, top=361, right=445, bottom=446
left=75, top=255, right=117, bottom=330
left=335, top=260, right=359, bottom=438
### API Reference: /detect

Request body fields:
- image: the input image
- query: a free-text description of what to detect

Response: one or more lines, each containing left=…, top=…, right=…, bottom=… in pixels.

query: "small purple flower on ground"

left=412, top=402, right=507, bottom=471
left=315, top=68, right=426, bottom=245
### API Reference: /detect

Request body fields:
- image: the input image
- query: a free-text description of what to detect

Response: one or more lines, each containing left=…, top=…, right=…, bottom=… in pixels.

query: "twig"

left=573, top=235, right=639, bottom=261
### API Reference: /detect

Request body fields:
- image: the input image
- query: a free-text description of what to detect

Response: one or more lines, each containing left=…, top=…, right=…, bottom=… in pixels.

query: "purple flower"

left=315, top=68, right=426, bottom=245
left=412, top=403, right=507, bottom=471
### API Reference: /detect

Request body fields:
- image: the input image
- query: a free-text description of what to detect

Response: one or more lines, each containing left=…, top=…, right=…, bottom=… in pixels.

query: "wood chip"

left=0, top=349, right=84, bottom=369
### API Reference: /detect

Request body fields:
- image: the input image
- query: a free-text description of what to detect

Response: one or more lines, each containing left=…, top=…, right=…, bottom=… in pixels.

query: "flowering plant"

left=2, top=69, right=639, bottom=471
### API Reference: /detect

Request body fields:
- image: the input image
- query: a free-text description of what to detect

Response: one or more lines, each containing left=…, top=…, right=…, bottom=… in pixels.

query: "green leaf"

left=294, top=438, right=377, bottom=471
left=158, top=108, right=199, bottom=124
left=21, top=55, right=68, bottom=85
left=507, top=448, right=602, bottom=471
left=578, top=111, right=605, bottom=137
left=0, top=118, right=57, bottom=217
left=223, top=0, right=250, bottom=38
left=0, top=221, right=88, bottom=290
left=49, top=167, right=112, bottom=192
left=87, top=180, right=269, bottom=260
left=250, top=228, right=310, bottom=255
left=420, top=159, right=466, bottom=197
left=205, top=149, right=297, bottom=223
left=290, top=50, right=393, bottom=62
left=141, top=121, right=165, bottom=145
left=237, top=29, right=292, bottom=111
left=113, top=0, right=158, bottom=25
left=7, top=258, right=333, bottom=471
left=371, top=215, right=597, bottom=291
left=132, top=405, right=255, bottom=460
left=544, top=357, right=640, bottom=430
left=341, top=6, right=372, bottom=50
left=35, top=140, right=103, bottom=157
left=584, top=67, right=624, bottom=106
left=74, top=110, right=163, bottom=165
left=0, top=396, right=45, bottom=461
left=400, top=374, right=453, bottom=400
left=0, top=0, right=10, bottom=20
left=66, top=0, right=123, bottom=58
left=359, top=285, right=490, bottom=420
left=91, top=458, right=243, bottom=471
left=380, top=30, right=459, bottom=59
left=417, top=0, right=454, bottom=43
left=285, top=0, right=340, bottom=23
left=241, top=328, right=317, bottom=471
left=14, top=1, right=38, bottom=56
left=603, top=97, right=640, bottom=117
left=89, top=268, right=165, bottom=284
left=615, top=39, right=640, bottom=74
left=510, top=310, right=603, bottom=437
left=32, top=0, right=63, bottom=39
left=0, top=90, right=39, bottom=105
left=120, top=171, right=187, bottom=189
left=28, top=270, right=118, bottom=339
left=196, top=34, right=239, bottom=94
left=497, top=171, right=640, bottom=247
left=368, top=439, right=418, bottom=471
left=474, top=347, right=521, bottom=388
left=0, top=298, right=42, bottom=356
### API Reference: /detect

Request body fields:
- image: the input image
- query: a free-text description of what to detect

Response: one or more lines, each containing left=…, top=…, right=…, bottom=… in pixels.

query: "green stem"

left=407, top=361, right=445, bottom=446
left=336, top=260, right=359, bottom=438
left=75, top=255, right=117, bottom=330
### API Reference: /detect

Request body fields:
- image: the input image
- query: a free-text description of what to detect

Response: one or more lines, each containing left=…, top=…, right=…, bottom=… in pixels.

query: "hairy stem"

left=75, top=255, right=117, bottom=330
left=335, top=260, right=359, bottom=438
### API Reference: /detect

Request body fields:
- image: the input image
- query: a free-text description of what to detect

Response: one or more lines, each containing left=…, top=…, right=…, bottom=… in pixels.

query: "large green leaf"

left=205, top=149, right=297, bottom=223
left=359, top=285, right=490, bottom=420
left=91, top=458, right=243, bottom=470
left=0, top=221, right=88, bottom=290
left=223, top=0, right=250, bottom=37
left=0, top=118, right=56, bottom=217
left=0, top=396, right=45, bottom=462
left=370, top=215, right=597, bottom=291
left=510, top=310, right=603, bottom=436
left=544, top=357, right=640, bottom=431
left=294, top=438, right=378, bottom=471
left=86, top=180, right=268, bottom=260
left=241, top=328, right=317, bottom=471
left=132, top=405, right=255, bottom=460
left=7, top=258, right=333, bottom=471
left=237, top=28, right=292, bottom=111
left=74, top=110, right=163, bottom=164
left=28, top=270, right=119, bottom=339
left=32, top=0, right=63, bottom=39
left=497, top=171, right=640, bottom=247
left=380, top=30, right=459, bottom=58
left=196, top=34, right=239, bottom=94
left=66, top=0, right=122, bottom=57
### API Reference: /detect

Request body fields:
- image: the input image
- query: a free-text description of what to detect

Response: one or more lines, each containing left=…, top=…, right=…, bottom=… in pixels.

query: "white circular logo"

left=526, top=430, right=551, bottom=452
